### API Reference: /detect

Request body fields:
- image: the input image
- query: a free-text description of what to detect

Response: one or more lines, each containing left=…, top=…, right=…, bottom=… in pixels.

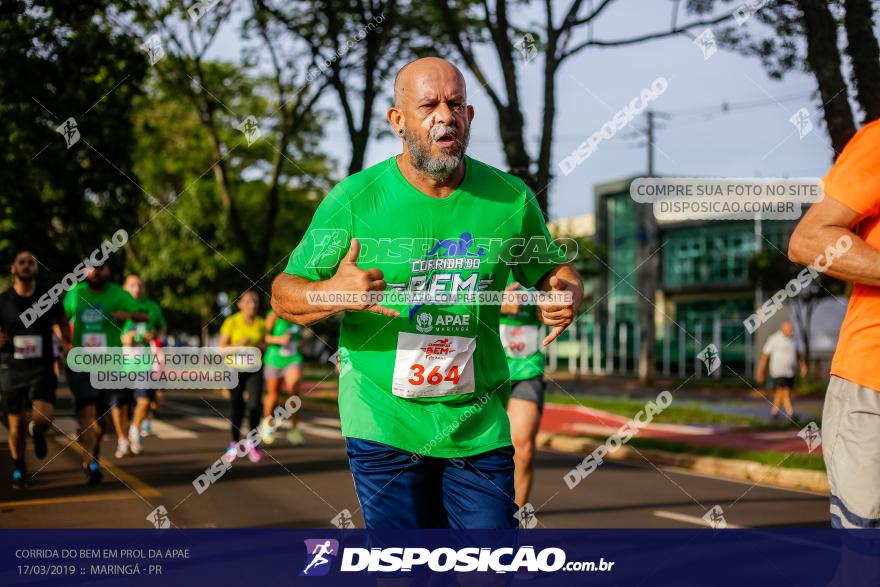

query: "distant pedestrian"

left=218, top=290, right=266, bottom=463
left=756, top=321, right=806, bottom=421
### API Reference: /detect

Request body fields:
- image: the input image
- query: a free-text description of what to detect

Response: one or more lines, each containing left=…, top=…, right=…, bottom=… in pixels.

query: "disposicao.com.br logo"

left=300, top=539, right=339, bottom=576
left=298, top=540, right=614, bottom=575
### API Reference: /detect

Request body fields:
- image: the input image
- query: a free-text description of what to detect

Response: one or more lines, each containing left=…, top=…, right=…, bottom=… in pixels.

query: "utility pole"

left=637, top=109, right=661, bottom=384
left=647, top=110, right=655, bottom=176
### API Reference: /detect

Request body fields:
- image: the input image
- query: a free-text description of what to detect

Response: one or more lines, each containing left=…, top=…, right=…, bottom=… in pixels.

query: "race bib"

left=392, top=333, right=476, bottom=398
left=499, top=324, right=539, bottom=358
left=279, top=342, right=298, bottom=357
left=280, top=326, right=300, bottom=357
left=13, top=335, right=43, bottom=359
left=82, top=333, right=107, bottom=348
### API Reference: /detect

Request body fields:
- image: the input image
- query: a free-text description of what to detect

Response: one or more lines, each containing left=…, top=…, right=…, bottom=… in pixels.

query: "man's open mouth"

left=433, top=132, right=458, bottom=148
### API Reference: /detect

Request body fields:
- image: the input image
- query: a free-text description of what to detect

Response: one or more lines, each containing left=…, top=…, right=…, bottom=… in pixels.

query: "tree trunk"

left=536, top=46, right=558, bottom=216
left=843, top=0, right=880, bottom=124
left=499, top=105, right=539, bottom=203
left=796, top=0, right=857, bottom=156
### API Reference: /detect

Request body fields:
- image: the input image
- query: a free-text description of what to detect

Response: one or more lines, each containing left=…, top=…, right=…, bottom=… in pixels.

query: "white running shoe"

left=260, top=416, right=276, bottom=445
left=115, top=439, right=130, bottom=459
left=286, top=427, right=305, bottom=446
left=128, top=425, right=144, bottom=455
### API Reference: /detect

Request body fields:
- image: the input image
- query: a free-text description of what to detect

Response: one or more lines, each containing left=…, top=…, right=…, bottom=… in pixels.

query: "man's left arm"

left=512, top=188, right=583, bottom=346
left=536, top=263, right=583, bottom=346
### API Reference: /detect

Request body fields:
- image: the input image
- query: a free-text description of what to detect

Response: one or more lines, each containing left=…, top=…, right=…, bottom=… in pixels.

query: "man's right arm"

left=271, top=274, right=347, bottom=326
left=790, top=123, right=880, bottom=285
left=271, top=239, right=399, bottom=326
left=788, top=196, right=880, bottom=286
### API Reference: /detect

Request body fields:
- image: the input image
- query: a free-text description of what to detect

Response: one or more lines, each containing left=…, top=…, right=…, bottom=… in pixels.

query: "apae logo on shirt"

left=414, top=310, right=471, bottom=334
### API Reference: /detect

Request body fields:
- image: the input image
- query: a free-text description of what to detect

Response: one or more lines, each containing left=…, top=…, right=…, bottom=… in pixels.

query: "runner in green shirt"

left=63, top=264, right=146, bottom=482
left=261, top=311, right=304, bottom=446
left=499, top=276, right=547, bottom=510
left=271, top=58, right=582, bottom=529
left=121, top=275, right=167, bottom=456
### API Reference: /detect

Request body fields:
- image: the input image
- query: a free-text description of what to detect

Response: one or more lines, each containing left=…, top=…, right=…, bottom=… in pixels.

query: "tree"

left=432, top=0, right=739, bottom=214
left=130, top=1, right=330, bottom=283
left=254, top=0, right=440, bottom=175
left=713, top=0, right=880, bottom=154
left=0, top=0, right=147, bottom=275
left=843, top=0, right=880, bottom=124
left=127, top=62, right=330, bottom=335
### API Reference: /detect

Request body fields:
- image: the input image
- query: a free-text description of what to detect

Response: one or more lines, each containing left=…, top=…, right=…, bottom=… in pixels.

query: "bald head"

left=388, top=57, right=473, bottom=182
left=394, top=57, right=467, bottom=107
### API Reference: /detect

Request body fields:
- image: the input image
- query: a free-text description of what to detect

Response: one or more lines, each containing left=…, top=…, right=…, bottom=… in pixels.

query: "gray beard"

left=405, top=129, right=469, bottom=181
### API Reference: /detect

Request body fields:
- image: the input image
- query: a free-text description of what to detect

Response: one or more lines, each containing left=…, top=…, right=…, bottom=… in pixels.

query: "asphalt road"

left=0, top=389, right=831, bottom=529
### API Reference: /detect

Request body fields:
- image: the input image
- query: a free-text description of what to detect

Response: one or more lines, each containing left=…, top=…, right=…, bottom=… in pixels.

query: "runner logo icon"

left=300, top=539, right=339, bottom=577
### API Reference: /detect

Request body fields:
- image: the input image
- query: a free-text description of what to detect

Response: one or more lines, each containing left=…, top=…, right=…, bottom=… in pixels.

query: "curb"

left=537, top=432, right=829, bottom=494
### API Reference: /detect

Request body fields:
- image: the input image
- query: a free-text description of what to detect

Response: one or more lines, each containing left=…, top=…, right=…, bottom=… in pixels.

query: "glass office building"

left=553, top=177, right=797, bottom=378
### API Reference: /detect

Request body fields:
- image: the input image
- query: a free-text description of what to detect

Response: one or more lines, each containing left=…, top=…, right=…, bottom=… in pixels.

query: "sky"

left=207, top=1, right=867, bottom=220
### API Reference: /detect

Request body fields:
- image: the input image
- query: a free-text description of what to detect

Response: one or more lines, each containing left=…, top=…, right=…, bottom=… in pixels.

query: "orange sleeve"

left=823, top=119, right=880, bottom=216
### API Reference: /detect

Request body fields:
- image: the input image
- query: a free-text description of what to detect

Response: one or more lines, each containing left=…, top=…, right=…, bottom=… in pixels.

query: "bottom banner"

left=1, top=529, right=878, bottom=586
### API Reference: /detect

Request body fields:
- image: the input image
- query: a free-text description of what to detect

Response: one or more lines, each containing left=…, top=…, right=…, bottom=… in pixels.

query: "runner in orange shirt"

left=789, top=118, right=880, bottom=529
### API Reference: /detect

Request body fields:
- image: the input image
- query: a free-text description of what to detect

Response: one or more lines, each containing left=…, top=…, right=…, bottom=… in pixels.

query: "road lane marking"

left=0, top=491, right=139, bottom=509
left=653, top=510, right=743, bottom=528
left=298, top=422, right=343, bottom=439
left=44, top=422, right=163, bottom=500
left=149, top=419, right=198, bottom=439
left=190, top=416, right=231, bottom=431
left=310, top=417, right=341, bottom=428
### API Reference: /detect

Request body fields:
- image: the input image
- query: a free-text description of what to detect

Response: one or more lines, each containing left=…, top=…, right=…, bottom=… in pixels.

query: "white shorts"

left=823, top=375, right=880, bottom=529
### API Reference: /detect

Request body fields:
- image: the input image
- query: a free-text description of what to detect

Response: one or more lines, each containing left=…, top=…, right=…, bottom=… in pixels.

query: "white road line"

left=148, top=419, right=198, bottom=439
left=163, top=399, right=206, bottom=416
left=189, top=416, right=231, bottom=431
left=298, top=422, right=343, bottom=439
left=310, top=417, right=341, bottom=428
left=653, top=510, right=743, bottom=528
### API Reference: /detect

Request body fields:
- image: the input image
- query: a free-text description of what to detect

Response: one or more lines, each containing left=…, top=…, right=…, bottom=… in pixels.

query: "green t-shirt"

left=121, top=298, right=166, bottom=374
left=499, top=276, right=545, bottom=382
left=284, top=156, right=567, bottom=457
left=63, top=282, right=143, bottom=348
left=264, top=313, right=302, bottom=368
left=123, top=299, right=166, bottom=344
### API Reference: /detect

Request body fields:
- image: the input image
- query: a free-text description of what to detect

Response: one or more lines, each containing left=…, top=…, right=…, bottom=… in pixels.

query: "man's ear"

left=466, top=104, right=474, bottom=124
left=387, top=107, right=404, bottom=135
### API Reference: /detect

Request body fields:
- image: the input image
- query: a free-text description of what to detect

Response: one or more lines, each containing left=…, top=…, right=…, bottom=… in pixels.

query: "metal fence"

left=545, top=316, right=754, bottom=378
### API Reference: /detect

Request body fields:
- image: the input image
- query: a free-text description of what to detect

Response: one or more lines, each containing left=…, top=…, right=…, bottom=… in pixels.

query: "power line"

left=465, top=90, right=816, bottom=142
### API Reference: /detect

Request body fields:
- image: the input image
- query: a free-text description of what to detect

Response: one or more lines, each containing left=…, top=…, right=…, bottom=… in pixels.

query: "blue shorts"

left=346, top=437, right=517, bottom=529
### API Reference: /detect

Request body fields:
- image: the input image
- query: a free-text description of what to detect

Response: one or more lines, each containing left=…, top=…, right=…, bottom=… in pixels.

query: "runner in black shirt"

left=0, top=251, right=70, bottom=488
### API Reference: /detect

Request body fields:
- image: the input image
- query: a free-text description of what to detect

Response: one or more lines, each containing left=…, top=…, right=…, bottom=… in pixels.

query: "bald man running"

left=272, top=57, right=582, bottom=529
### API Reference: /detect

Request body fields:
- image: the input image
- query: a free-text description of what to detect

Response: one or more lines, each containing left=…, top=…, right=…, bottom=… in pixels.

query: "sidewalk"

left=540, top=402, right=819, bottom=455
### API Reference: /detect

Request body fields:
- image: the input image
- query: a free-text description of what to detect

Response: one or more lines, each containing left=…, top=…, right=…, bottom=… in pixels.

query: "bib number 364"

left=393, top=333, right=476, bottom=398
left=408, top=364, right=460, bottom=386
